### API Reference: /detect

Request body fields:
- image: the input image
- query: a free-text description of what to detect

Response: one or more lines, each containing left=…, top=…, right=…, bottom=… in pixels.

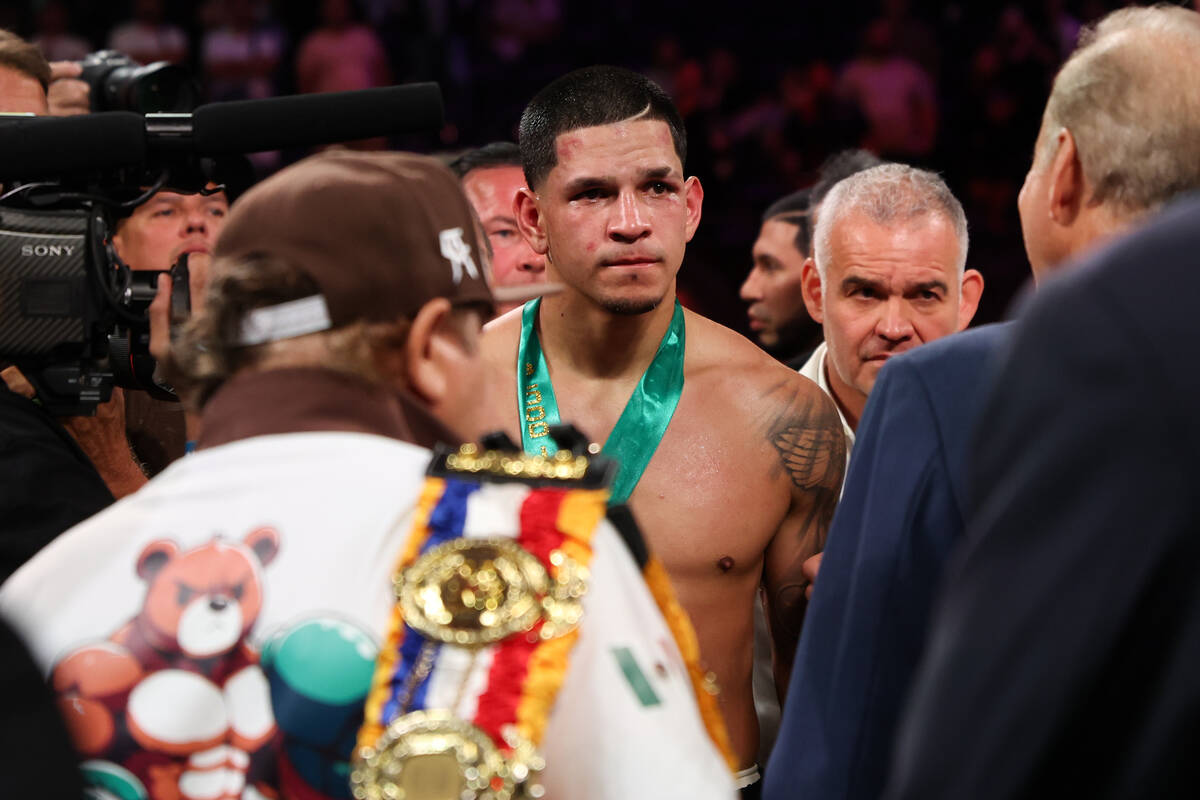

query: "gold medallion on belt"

left=396, top=536, right=588, bottom=647
left=351, top=710, right=546, bottom=800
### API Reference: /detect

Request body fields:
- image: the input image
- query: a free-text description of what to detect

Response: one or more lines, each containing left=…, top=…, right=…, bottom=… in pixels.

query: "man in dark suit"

left=764, top=7, right=1200, bottom=800
left=889, top=190, right=1200, bottom=799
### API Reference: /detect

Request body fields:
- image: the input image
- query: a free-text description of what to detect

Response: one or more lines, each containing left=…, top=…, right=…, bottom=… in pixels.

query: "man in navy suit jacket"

left=887, top=193, right=1200, bottom=800
left=764, top=7, right=1200, bottom=799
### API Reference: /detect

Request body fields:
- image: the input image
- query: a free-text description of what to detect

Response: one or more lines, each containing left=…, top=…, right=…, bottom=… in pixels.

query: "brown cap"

left=215, top=150, right=495, bottom=342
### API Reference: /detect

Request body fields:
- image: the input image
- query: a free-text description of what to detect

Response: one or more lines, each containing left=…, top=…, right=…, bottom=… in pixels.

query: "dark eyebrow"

left=841, top=276, right=885, bottom=294
left=640, top=166, right=676, bottom=180
left=908, top=279, right=949, bottom=295
left=562, top=176, right=613, bottom=196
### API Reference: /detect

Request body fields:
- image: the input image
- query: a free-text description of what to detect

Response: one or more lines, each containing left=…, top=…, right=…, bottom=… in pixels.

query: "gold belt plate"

left=398, top=535, right=589, bottom=645
left=352, top=710, right=546, bottom=800
left=399, top=537, right=549, bottom=646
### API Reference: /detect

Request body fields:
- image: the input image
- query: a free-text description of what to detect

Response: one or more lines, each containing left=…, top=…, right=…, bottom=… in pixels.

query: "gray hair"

left=813, top=163, right=969, bottom=283
left=1036, top=4, right=1200, bottom=215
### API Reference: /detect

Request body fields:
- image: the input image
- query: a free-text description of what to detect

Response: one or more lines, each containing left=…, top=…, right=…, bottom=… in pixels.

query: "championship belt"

left=353, top=439, right=613, bottom=800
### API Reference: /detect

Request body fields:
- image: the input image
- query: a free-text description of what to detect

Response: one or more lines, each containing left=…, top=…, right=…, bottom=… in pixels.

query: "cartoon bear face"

left=136, top=528, right=280, bottom=659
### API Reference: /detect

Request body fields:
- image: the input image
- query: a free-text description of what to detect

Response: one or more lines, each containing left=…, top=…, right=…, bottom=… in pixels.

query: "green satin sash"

left=517, top=298, right=686, bottom=505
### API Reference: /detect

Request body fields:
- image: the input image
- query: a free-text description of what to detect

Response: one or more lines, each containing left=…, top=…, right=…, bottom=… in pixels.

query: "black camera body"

left=0, top=202, right=184, bottom=415
left=0, top=206, right=109, bottom=413
left=78, top=50, right=199, bottom=113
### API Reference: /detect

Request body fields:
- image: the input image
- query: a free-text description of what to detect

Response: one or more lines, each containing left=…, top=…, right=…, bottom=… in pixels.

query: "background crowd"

left=4, top=0, right=1184, bottom=329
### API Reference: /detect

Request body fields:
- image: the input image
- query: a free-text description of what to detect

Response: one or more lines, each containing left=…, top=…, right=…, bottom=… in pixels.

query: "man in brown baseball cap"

left=162, top=148, right=501, bottom=446
left=0, top=150, right=501, bottom=798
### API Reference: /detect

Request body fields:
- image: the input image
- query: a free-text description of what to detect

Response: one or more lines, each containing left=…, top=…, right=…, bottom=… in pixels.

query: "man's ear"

left=957, top=268, right=985, bottom=330
left=514, top=187, right=549, bottom=255
left=800, top=257, right=825, bottom=324
left=1047, top=128, right=1085, bottom=225
left=404, top=297, right=457, bottom=406
left=683, top=176, right=704, bottom=242
left=111, top=227, right=128, bottom=263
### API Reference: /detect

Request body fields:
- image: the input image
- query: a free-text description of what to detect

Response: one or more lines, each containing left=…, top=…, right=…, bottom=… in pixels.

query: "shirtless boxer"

left=479, top=65, right=846, bottom=786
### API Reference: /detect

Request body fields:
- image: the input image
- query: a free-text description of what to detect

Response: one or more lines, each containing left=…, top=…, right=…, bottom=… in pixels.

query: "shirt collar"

left=799, top=341, right=856, bottom=453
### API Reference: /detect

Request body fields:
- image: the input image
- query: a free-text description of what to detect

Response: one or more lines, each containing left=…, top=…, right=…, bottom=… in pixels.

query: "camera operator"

left=113, top=185, right=229, bottom=473
left=3, top=42, right=221, bottom=517
left=0, top=30, right=122, bottom=582
left=0, top=44, right=163, bottom=517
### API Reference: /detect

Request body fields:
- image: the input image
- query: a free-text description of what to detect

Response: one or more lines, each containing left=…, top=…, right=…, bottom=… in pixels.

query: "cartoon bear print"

left=52, top=527, right=281, bottom=800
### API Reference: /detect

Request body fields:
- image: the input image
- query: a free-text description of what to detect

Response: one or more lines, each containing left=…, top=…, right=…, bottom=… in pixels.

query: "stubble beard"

left=548, top=245, right=673, bottom=317
left=600, top=296, right=663, bottom=316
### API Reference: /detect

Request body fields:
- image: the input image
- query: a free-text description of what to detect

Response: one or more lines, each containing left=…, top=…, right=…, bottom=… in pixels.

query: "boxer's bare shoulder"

left=674, top=308, right=844, bottom=566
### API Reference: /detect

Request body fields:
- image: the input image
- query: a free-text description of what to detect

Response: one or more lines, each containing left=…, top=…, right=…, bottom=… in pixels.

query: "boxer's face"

left=518, top=118, right=703, bottom=315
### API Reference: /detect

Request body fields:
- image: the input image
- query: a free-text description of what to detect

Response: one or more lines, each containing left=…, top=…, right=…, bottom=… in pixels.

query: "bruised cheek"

left=549, top=210, right=602, bottom=259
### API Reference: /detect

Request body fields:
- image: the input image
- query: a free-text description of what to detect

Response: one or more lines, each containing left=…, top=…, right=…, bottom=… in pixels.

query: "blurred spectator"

left=295, top=0, right=390, bottom=150
left=778, top=66, right=870, bottom=187
left=201, top=0, right=285, bottom=102
left=955, top=4, right=1056, bottom=284
left=487, top=0, right=562, bottom=63
left=31, top=0, right=91, bottom=62
left=703, top=47, right=744, bottom=115
left=1043, top=0, right=1082, bottom=61
left=365, top=0, right=437, bottom=88
left=107, top=0, right=188, bottom=65
left=646, top=34, right=685, bottom=98
left=837, top=18, right=937, bottom=159
left=673, top=57, right=706, bottom=118
left=296, top=0, right=389, bottom=94
left=880, top=0, right=939, bottom=77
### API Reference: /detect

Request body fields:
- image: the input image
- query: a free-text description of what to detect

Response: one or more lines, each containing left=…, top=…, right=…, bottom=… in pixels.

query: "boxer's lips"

left=603, top=255, right=661, bottom=269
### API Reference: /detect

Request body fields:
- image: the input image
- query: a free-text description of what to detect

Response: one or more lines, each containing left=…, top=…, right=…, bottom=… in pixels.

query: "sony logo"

left=21, top=244, right=76, bottom=257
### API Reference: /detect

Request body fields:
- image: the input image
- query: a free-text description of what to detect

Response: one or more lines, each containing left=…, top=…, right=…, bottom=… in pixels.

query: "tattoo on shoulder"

left=764, top=381, right=846, bottom=493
